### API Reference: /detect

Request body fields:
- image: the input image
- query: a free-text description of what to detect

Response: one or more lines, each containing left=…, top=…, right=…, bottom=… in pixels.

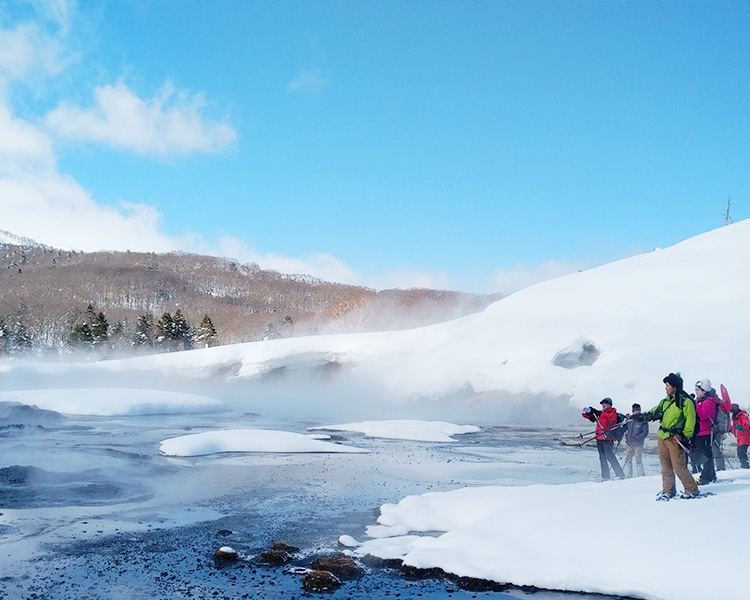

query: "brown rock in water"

left=310, top=554, right=362, bottom=579
left=303, top=570, right=341, bottom=592
left=259, top=541, right=300, bottom=564
left=213, top=546, right=238, bottom=568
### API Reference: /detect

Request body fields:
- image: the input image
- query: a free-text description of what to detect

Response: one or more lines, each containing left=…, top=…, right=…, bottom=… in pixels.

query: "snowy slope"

left=2, top=220, right=749, bottom=418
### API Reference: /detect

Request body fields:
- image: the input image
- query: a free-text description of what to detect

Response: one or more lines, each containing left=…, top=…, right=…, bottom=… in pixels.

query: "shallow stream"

left=0, top=407, right=656, bottom=600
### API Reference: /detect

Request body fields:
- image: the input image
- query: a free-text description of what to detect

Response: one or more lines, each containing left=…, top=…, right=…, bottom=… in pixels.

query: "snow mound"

left=159, top=428, right=369, bottom=456
left=350, top=471, right=750, bottom=600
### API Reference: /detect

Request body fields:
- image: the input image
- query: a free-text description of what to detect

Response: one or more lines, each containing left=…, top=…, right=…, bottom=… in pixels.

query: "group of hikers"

left=581, top=372, right=750, bottom=500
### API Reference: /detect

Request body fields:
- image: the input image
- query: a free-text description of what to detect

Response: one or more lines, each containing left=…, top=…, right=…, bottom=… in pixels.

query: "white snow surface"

left=309, top=420, right=480, bottom=442
left=349, top=472, right=750, bottom=600
left=159, top=429, right=369, bottom=456
left=0, top=388, right=223, bottom=416
left=4, top=220, right=749, bottom=414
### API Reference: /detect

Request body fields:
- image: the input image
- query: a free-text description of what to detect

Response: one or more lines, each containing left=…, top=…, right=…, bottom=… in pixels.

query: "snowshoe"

left=655, top=491, right=674, bottom=501
left=678, top=491, right=700, bottom=499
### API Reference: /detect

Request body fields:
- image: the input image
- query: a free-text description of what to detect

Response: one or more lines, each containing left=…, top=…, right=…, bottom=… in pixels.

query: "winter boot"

left=655, top=490, right=674, bottom=501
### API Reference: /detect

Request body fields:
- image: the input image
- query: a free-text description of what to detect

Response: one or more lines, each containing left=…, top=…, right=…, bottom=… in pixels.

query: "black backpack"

left=611, top=412, right=626, bottom=442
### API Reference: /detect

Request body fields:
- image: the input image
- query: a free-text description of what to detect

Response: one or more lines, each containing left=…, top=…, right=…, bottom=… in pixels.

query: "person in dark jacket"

left=634, top=372, right=699, bottom=500
left=582, top=398, right=625, bottom=480
left=624, top=403, right=648, bottom=477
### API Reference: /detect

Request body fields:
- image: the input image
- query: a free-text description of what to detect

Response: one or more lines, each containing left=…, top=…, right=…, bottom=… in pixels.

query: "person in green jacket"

left=636, top=372, right=699, bottom=500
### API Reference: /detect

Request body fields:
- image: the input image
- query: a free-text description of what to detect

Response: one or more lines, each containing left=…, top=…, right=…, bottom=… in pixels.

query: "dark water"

left=0, top=407, right=645, bottom=600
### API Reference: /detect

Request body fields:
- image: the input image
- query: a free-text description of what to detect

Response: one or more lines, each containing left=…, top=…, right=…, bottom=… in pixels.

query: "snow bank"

left=0, top=388, right=224, bottom=416
left=159, top=428, right=369, bottom=456
left=309, top=420, right=480, bottom=442
left=350, top=471, right=750, bottom=600
left=3, top=220, right=750, bottom=421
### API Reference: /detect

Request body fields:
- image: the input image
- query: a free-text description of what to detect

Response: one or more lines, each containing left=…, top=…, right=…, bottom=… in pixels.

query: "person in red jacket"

left=730, top=403, right=750, bottom=469
left=582, top=398, right=625, bottom=480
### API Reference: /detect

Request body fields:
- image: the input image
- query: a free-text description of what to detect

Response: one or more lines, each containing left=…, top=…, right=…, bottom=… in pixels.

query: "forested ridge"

left=0, top=241, right=497, bottom=357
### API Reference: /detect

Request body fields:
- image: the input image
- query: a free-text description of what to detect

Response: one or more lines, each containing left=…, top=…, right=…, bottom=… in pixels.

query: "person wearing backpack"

left=582, top=397, right=626, bottom=480
left=632, top=373, right=699, bottom=500
left=693, top=380, right=717, bottom=485
left=623, top=403, right=649, bottom=477
left=729, top=403, right=750, bottom=469
left=709, top=383, right=731, bottom=471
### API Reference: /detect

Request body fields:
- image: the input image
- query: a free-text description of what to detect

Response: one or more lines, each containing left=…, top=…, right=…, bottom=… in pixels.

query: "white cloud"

left=45, top=81, right=238, bottom=156
left=0, top=21, right=67, bottom=92
left=488, top=260, right=585, bottom=295
left=288, top=69, right=327, bottom=94
left=0, top=173, right=180, bottom=252
left=0, top=104, right=56, bottom=176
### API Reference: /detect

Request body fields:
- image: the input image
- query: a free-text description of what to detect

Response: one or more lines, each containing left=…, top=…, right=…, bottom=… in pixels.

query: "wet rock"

left=360, top=554, right=402, bottom=569
left=453, top=576, right=510, bottom=592
left=259, top=541, right=299, bottom=564
left=213, top=546, right=238, bottom=567
left=302, top=570, right=341, bottom=592
left=400, top=564, right=446, bottom=579
left=552, top=340, right=600, bottom=368
left=310, top=554, right=362, bottom=579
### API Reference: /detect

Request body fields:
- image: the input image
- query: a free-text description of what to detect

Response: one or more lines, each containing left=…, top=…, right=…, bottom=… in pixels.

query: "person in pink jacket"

left=693, top=380, right=717, bottom=485
left=730, top=404, right=750, bottom=469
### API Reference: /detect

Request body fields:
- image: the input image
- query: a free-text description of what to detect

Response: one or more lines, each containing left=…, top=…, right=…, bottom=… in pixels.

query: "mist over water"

left=0, top=352, right=611, bottom=600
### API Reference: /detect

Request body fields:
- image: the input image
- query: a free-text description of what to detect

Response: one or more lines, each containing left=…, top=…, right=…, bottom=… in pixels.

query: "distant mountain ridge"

left=0, top=232, right=497, bottom=355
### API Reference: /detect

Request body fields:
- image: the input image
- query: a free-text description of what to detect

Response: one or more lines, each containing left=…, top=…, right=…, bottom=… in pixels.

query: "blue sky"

left=1, top=1, right=748, bottom=294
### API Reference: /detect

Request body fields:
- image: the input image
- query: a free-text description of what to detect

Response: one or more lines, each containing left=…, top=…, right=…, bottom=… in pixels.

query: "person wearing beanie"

left=693, top=380, right=717, bottom=485
left=730, top=403, right=750, bottom=469
left=633, top=372, right=699, bottom=500
left=623, top=403, right=648, bottom=477
left=581, top=397, right=626, bottom=480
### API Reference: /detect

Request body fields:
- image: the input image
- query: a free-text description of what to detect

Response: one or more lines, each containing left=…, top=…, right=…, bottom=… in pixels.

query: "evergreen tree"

left=91, top=311, right=109, bottom=346
left=69, top=322, right=93, bottom=347
left=133, top=313, right=154, bottom=347
left=172, top=309, right=192, bottom=350
left=156, top=312, right=174, bottom=346
left=193, top=314, right=218, bottom=348
left=68, top=303, right=98, bottom=349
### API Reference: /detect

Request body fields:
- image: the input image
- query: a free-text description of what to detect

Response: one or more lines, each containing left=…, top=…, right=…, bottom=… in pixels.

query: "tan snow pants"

left=657, top=436, right=699, bottom=495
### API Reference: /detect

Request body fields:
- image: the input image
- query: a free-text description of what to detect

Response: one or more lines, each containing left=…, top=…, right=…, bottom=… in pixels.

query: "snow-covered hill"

left=3, top=220, right=749, bottom=421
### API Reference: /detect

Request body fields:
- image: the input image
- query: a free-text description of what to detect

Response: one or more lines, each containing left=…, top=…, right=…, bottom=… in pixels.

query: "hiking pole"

left=673, top=436, right=691, bottom=454
left=576, top=436, right=597, bottom=448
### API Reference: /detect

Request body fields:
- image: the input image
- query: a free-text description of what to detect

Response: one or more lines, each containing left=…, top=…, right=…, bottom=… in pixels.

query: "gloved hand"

left=734, top=424, right=746, bottom=432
